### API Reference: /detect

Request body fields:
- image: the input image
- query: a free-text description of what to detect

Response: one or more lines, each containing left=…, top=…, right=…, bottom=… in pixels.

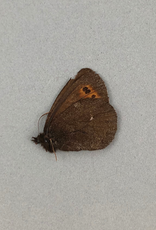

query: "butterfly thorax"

left=32, top=133, right=57, bottom=153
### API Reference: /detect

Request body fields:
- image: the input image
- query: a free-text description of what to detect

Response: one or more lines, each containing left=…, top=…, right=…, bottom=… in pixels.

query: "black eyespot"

left=83, top=87, right=91, bottom=94
left=92, top=94, right=96, bottom=98
left=83, top=87, right=88, bottom=91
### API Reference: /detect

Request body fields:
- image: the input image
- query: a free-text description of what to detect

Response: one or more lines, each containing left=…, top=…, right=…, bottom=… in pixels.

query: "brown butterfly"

left=32, top=68, right=117, bottom=160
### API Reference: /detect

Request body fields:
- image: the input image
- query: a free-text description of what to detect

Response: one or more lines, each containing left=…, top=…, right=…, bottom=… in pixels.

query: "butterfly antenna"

left=50, top=139, right=57, bottom=161
left=38, top=112, right=49, bottom=134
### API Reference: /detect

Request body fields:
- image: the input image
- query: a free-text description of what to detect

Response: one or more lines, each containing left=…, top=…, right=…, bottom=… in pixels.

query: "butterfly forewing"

left=44, top=68, right=109, bottom=134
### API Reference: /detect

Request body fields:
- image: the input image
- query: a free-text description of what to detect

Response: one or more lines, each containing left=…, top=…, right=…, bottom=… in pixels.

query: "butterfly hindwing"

left=48, top=98, right=117, bottom=151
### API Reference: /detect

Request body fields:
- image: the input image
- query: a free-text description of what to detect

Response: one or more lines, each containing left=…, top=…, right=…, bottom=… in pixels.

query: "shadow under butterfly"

left=32, top=68, right=117, bottom=160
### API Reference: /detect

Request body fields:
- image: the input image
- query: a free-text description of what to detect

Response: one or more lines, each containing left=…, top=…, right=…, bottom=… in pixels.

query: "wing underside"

left=44, top=68, right=109, bottom=133
left=50, top=98, right=117, bottom=151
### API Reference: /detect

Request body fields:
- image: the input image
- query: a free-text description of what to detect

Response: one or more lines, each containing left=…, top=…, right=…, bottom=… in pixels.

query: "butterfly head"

left=32, top=133, right=56, bottom=153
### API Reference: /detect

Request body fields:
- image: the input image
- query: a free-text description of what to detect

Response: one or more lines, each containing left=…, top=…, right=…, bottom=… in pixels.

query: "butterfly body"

left=32, top=68, right=117, bottom=154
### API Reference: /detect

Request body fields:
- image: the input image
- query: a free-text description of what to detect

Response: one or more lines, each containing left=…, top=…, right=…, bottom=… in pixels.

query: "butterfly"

left=32, top=68, right=117, bottom=160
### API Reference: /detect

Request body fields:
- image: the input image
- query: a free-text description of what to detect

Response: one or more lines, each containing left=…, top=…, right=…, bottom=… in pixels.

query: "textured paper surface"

left=0, top=1, right=156, bottom=229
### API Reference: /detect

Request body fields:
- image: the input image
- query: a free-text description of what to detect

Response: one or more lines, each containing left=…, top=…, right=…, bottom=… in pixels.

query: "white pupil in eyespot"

left=45, top=139, right=48, bottom=143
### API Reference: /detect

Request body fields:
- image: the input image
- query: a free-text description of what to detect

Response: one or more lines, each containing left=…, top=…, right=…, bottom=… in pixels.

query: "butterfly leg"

left=49, top=138, right=57, bottom=161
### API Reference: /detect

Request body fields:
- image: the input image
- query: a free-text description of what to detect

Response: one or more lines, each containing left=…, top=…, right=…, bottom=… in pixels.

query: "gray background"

left=1, top=1, right=156, bottom=229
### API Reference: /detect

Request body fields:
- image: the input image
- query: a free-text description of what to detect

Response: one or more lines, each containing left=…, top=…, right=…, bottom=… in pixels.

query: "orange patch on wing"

left=79, top=85, right=101, bottom=98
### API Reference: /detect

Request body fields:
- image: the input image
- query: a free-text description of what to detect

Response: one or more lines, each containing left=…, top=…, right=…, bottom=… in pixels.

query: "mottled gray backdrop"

left=0, top=1, right=156, bottom=230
